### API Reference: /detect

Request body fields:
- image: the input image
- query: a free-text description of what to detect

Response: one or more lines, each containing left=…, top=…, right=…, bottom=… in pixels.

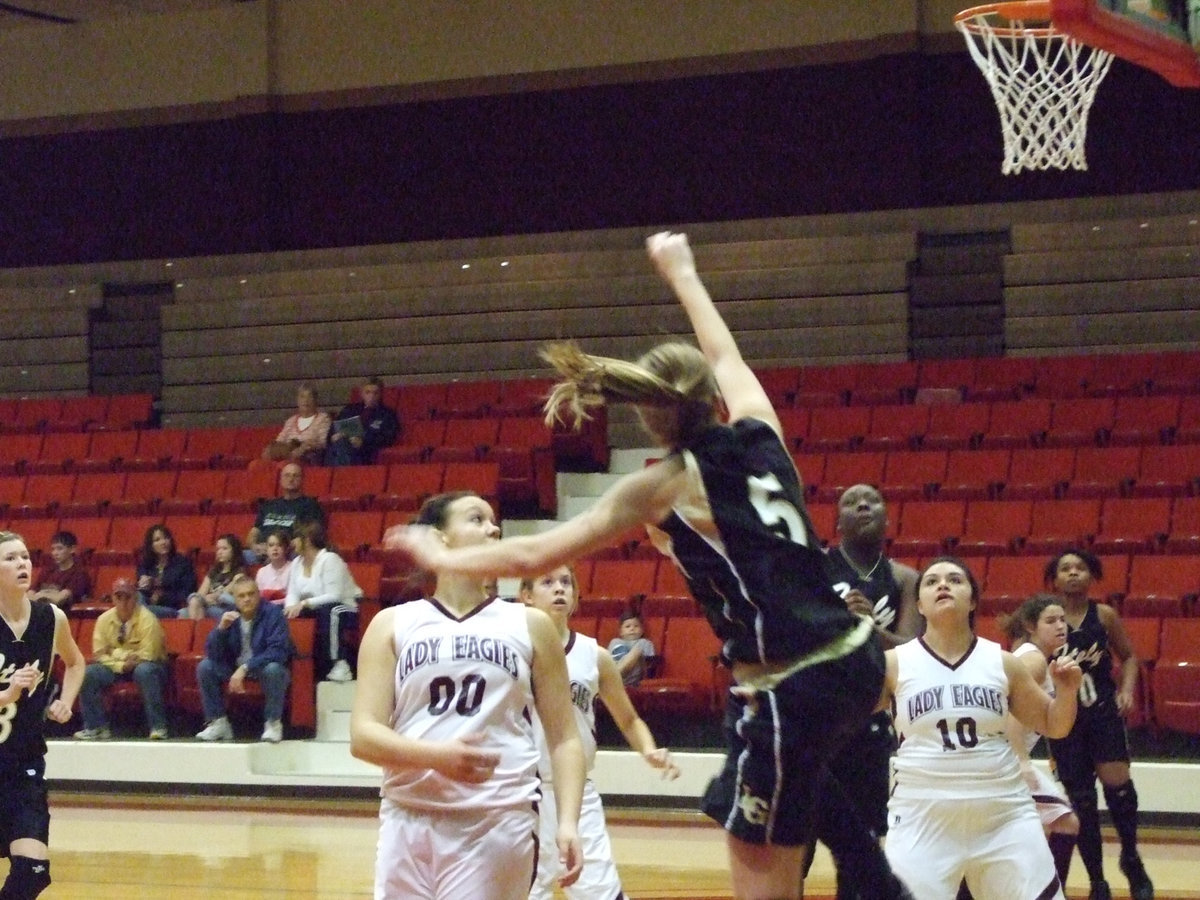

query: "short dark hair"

left=1044, top=548, right=1103, bottom=585
left=50, top=530, right=78, bottom=548
left=415, top=491, right=480, bottom=529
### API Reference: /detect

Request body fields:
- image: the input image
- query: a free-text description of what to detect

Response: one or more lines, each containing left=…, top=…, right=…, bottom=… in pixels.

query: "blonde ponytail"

left=540, top=340, right=718, bottom=446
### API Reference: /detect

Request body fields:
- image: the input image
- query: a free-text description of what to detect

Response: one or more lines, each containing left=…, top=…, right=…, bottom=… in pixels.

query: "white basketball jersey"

left=891, top=636, right=1024, bottom=800
left=380, top=597, right=539, bottom=812
left=1013, top=641, right=1053, bottom=754
left=534, top=631, right=600, bottom=782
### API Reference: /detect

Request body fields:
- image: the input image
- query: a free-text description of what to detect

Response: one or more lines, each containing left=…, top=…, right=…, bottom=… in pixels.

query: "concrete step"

left=316, top=681, right=356, bottom=742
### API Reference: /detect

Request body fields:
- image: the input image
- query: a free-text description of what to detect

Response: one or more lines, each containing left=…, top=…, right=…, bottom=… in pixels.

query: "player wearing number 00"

left=386, top=231, right=913, bottom=900
left=1, top=531, right=86, bottom=899
left=879, top=557, right=1082, bottom=900
left=351, top=492, right=585, bottom=900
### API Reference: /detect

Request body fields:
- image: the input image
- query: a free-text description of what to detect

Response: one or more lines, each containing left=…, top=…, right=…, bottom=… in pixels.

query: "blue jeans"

left=197, top=657, right=290, bottom=723
left=80, top=660, right=169, bottom=733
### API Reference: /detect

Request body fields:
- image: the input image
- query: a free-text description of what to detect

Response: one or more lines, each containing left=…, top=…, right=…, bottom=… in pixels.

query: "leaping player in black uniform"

left=387, top=232, right=914, bottom=900
left=1, top=531, right=85, bottom=899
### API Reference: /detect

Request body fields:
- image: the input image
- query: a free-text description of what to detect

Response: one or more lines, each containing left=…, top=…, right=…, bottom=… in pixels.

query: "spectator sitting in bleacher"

left=262, top=382, right=332, bottom=466
left=137, top=523, right=198, bottom=619
left=325, top=375, right=400, bottom=466
left=185, top=534, right=247, bottom=620
left=255, top=528, right=293, bottom=605
left=284, top=519, right=360, bottom=683
left=195, top=574, right=292, bottom=744
left=244, top=462, right=326, bottom=562
left=28, top=530, right=90, bottom=611
left=607, top=611, right=656, bottom=687
left=75, top=577, right=170, bottom=741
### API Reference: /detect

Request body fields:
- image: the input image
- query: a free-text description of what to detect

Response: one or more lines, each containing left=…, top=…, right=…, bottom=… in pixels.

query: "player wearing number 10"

left=386, top=232, right=912, bottom=900
left=879, top=557, right=1083, bottom=899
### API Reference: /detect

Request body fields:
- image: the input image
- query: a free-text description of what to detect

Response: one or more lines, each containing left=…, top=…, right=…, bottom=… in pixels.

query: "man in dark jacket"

left=195, top=575, right=292, bottom=743
left=325, top=376, right=400, bottom=466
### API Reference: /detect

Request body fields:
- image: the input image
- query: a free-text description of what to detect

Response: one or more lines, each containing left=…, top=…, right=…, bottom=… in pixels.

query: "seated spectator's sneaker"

left=148, top=728, right=169, bottom=741
left=73, top=727, right=111, bottom=741
left=196, top=717, right=234, bottom=742
left=1120, top=852, right=1154, bottom=900
left=1088, top=881, right=1112, bottom=900
left=326, top=660, right=354, bottom=682
left=261, top=720, right=283, bottom=744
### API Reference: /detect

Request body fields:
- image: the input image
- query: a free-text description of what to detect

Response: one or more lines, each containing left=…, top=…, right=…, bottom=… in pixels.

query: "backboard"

left=1053, top=0, right=1200, bottom=86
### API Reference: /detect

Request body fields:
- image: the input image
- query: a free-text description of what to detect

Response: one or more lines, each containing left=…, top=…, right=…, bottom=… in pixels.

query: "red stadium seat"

left=881, top=450, right=947, bottom=502
left=939, top=448, right=1011, bottom=501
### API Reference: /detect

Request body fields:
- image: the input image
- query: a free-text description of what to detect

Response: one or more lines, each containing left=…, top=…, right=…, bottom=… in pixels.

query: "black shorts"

left=0, top=756, right=50, bottom=855
left=701, top=636, right=886, bottom=847
left=1047, top=697, right=1130, bottom=790
left=826, top=709, right=896, bottom=837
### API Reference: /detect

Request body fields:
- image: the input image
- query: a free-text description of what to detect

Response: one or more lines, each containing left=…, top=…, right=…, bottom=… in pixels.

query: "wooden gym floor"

left=31, top=793, right=1200, bottom=899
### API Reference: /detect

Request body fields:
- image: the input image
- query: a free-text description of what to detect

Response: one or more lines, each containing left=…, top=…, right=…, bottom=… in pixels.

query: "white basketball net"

left=956, top=8, right=1114, bottom=174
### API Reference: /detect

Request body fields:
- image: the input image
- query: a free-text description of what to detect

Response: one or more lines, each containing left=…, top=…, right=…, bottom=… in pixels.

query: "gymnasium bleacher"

left=4, top=198, right=1200, bottom=745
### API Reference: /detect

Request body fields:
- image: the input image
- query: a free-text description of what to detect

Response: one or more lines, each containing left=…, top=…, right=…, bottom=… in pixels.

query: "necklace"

left=840, top=547, right=883, bottom=581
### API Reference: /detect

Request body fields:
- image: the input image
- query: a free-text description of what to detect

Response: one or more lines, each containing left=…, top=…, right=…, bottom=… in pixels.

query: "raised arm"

left=646, top=232, right=779, bottom=434
left=386, top=457, right=685, bottom=580
left=1006, top=651, right=1082, bottom=740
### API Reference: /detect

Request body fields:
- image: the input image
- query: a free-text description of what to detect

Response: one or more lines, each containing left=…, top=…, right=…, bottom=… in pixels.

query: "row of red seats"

left=65, top=614, right=316, bottom=731
left=573, top=551, right=1200, bottom=619
left=0, top=417, right=562, bottom=473
left=11, top=393, right=1197, bottom=480
left=755, top=351, right=1200, bottom=409
left=0, top=393, right=154, bottom=435
left=377, top=353, right=1200, bottom=421
left=5, top=508, right=399, bottom=570
left=0, top=461, right=507, bottom=520
left=0, top=425, right=279, bottom=475
left=776, top=394, right=1200, bottom=453
left=795, top=444, right=1200, bottom=503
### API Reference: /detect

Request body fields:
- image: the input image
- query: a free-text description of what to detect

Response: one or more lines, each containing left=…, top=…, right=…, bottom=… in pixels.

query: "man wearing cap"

left=196, top=574, right=292, bottom=744
left=75, top=577, right=170, bottom=740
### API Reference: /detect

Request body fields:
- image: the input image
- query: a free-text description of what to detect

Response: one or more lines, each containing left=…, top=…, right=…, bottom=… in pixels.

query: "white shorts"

left=375, top=800, right=537, bottom=900
left=532, top=781, right=623, bottom=900
left=1026, top=765, right=1075, bottom=831
left=886, top=793, right=1063, bottom=900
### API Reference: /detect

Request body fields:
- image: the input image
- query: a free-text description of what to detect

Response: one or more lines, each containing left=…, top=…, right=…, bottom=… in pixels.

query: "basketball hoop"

left=955, top=1, right=1114, bottom=174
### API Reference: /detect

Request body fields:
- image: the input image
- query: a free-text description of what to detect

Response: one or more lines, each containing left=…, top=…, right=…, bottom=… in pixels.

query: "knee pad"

left=1065, top=784, right=1098, bottom=819
left=1103, top=780, right=1139, bottom=818
left=0, top=856, right=51, bottom=900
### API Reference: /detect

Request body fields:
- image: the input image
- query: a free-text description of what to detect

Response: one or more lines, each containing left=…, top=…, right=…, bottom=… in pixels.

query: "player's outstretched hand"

left=644, top=747, right=681, bottom=780
left=646, top=231, right=696, bottom=284
left=556, top=825, right=584, bottom=888
left=436, top=733, right=501, bottom=784
left=382, top=523, right=444, bottom=572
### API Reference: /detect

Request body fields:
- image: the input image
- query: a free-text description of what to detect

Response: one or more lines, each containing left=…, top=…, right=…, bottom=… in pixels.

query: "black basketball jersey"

left=827, top=547, right=904, bottom=636
left=1061, top=600, right=1117, bottom=710
left=0, top=600, right=57, bottom=763
left=652, top=418, right=857, bottom=664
